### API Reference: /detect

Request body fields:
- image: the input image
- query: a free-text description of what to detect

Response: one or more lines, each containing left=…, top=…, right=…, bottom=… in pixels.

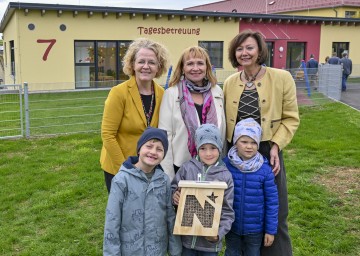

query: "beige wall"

left=3, top=9, right=238, bottom=87
left=320, top=25, right=360, bottom=76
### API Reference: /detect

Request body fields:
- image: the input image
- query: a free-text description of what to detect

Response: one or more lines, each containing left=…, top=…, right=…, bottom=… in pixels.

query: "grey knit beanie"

left=195, top=124, right=223, bottom=152
left=233, top=118, right=262, bottom=147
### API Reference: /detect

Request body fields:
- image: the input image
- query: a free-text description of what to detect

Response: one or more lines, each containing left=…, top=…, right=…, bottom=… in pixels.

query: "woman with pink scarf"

left=159, top=46, right=226, bottom=181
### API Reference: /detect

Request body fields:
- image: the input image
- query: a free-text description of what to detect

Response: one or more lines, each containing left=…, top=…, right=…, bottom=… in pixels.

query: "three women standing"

left=100, top=38, right=170, bottom=192
left=223, top=30, right=300, bottom=255
left=159, top=46, right=226, bottom=181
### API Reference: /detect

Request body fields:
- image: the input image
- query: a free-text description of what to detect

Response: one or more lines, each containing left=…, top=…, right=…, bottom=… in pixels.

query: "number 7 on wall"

left=37, top=39, right=56, bottom=61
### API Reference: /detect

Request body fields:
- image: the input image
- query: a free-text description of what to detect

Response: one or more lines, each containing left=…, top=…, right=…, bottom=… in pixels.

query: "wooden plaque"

left=173, top=180, right=227, bottom=236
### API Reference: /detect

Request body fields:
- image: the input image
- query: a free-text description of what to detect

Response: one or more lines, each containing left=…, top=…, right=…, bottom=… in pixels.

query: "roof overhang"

left=1, top=2, right=360, bottom=32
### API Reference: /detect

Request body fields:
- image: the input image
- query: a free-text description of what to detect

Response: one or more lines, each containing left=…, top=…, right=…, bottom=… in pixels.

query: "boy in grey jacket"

left=103, top=127, right=182, bottom=256
left=171, top=124, right=234, bottom=255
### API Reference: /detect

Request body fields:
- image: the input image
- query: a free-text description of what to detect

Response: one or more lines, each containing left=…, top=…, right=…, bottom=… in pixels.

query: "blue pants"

left=342, top=74, right=349, bottom=91
left=225, top=231, right=263, bottom=256
left=182, top=247, right=218, bottom=256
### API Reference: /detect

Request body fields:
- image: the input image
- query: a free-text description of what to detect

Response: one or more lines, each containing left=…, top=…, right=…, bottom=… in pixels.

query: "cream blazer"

left=158, top=84, right=226, bottom=181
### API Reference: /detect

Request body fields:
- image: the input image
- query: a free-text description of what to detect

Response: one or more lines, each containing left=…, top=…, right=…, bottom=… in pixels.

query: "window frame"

left=198, top=41, right=224, bottom=69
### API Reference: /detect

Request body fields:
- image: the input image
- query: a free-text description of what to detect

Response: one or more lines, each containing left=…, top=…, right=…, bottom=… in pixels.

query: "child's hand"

left=205, top=236, right=219, bottom=243
left=172, top=188, right=181, bottom=205
left=264, top=233, right=274, bottom=247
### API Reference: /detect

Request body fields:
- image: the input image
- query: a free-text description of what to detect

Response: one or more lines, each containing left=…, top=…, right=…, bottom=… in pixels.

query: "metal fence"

left=0, top=84, right=23, bottom=139
left=23, top=83, right=108, bottom=137
left=289, top=64, right=342, bottom=106
left=0, top=65, right=348, bottom=139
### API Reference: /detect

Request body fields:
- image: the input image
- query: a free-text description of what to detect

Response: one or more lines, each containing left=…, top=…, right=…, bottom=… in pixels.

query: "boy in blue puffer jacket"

left=223, top=118, right=278, bottom=256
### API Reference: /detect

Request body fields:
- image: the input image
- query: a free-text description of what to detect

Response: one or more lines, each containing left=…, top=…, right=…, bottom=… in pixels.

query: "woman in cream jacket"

left=159, top=46, right=226, bottom=181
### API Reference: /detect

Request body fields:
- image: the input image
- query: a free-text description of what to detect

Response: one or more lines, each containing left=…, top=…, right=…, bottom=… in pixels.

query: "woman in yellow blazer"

left=100, top=38, right=169, bottom=192
left=223, top=30, right=299, bottom=256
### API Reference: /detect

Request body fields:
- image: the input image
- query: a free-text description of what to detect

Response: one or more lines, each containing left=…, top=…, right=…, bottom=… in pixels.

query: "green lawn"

left=0, top=101, right=359, bottom=255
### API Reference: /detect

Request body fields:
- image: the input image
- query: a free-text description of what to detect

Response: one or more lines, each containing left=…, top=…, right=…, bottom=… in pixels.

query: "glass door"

left=286, top=42, right=305, bottom=69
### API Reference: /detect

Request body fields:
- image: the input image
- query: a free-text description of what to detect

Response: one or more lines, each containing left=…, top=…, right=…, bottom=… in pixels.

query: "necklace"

left=243, top=66, right=262, bottom=88
left=140, top=85, right=154, bottom=127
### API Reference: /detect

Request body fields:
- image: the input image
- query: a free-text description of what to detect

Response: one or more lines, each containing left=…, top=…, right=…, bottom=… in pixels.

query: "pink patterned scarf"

left=178, top=79, right=218, bottom=157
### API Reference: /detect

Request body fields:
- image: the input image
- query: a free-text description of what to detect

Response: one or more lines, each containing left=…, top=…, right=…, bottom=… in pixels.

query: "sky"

left=0, top=0, right=221, bottom=21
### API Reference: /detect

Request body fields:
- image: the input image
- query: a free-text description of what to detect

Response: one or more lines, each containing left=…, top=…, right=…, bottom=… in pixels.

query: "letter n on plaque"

left=173, top=180, right=227, bottom=236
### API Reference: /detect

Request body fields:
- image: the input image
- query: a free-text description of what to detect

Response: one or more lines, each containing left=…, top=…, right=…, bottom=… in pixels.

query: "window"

left=97, top=41, right=117, bottom=84
left=286, top=42, right=305, bottom=69
left=118, top=41, right=131, bottom=81
left=198, top=41, right=223, bottom=68
left=265, top=42, right=274, bottom=67
left=3, top=42, right=7, bottom=67
left=10, top=40, right=15, bottom=76
left=74, top=40, right=131, bottom=89
left=345, top=11, right=356, bottom=18
left=332, top=42, right=349, bottom=58
left=75, top=41, right=95, bottom=88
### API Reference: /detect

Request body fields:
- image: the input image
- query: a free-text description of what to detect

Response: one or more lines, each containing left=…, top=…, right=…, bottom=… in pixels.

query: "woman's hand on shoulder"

left=270, top=143, right=280, bottom=176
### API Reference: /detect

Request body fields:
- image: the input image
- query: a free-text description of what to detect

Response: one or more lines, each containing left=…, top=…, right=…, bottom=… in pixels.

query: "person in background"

left=306, top=54, right=319, bottom=89
left=328, top=52, right=340, bottom=65
left=159, top=46, right=226, bottom=181
left=103, top=127, right=182, bottom=256
left=223, top=29, right=300, bottom=256
left=324, top=56, right=330, bottom=64
left=340, top=52, right=352, bottom=92
left=172, top=124, right=234, bottom=255
left=100, top=38, right=170, bottom=193
left=223, top=118, right=278, bottom=256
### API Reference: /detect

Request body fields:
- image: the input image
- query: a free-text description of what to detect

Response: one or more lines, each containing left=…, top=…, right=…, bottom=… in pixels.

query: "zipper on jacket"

left=240, top=174, right=246, bottom=234
left=197, top=156, right=219, bottom=181
left=191, top=236, right=197, bottom=249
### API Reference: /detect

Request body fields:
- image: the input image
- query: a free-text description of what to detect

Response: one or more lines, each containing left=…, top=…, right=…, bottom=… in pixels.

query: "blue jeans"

left=225, top=231, right=263, bottom=256
left=342, top=74, right=349, bottom=91
left=182, top=246, right=218, bottom=256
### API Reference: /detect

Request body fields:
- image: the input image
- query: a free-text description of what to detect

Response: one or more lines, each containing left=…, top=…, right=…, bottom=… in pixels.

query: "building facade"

left=0, top=2, right=359, bottom=89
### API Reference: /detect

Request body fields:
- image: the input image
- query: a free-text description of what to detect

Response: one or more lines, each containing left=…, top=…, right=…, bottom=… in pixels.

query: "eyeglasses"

left=135, top=59, right=159, bottom=67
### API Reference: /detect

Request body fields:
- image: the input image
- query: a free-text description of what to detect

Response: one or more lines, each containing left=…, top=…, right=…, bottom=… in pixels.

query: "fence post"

left=24, top=82, right=30, bottom=138
left=301, top=60, right=311, bottom=97
left=164, top=65, right=172, bottom=90
left=18, top=84, right=24, bottom=137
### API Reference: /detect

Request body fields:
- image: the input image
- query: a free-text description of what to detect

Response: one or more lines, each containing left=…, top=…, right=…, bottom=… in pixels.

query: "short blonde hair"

left=169, top=46, right=217, bottom=87
left=122, top=38, right=170, bottom=78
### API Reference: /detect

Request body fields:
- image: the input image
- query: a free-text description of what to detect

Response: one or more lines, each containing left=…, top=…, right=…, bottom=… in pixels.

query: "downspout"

left=333, top=7, right=338, bottom=18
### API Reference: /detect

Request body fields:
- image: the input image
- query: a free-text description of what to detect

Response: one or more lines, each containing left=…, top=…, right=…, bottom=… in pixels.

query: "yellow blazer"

left=223, top=67, right=300, bottom=150
left=100, top=76, right=164, bottom=175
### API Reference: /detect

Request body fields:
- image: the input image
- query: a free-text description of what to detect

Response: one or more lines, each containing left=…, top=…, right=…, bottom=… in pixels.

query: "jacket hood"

left=189, top=157, right=227, bottom=175
left=121, top=156, right=165, bottom=179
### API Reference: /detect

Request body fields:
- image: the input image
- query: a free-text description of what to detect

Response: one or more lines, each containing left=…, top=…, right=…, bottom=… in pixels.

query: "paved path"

left=340, top=83, right=360, bottom=110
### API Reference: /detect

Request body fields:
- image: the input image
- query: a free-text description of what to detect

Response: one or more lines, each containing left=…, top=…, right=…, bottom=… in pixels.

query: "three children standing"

left=103, top=118, right=278, bottom=256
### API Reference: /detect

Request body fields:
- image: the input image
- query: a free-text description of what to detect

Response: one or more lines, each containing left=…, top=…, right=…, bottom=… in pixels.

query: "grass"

left=0, top=101, right=359, bottom=255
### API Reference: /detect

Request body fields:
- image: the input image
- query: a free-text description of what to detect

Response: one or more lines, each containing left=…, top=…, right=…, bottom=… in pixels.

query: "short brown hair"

left=228, top=30, right=268, bottom=68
